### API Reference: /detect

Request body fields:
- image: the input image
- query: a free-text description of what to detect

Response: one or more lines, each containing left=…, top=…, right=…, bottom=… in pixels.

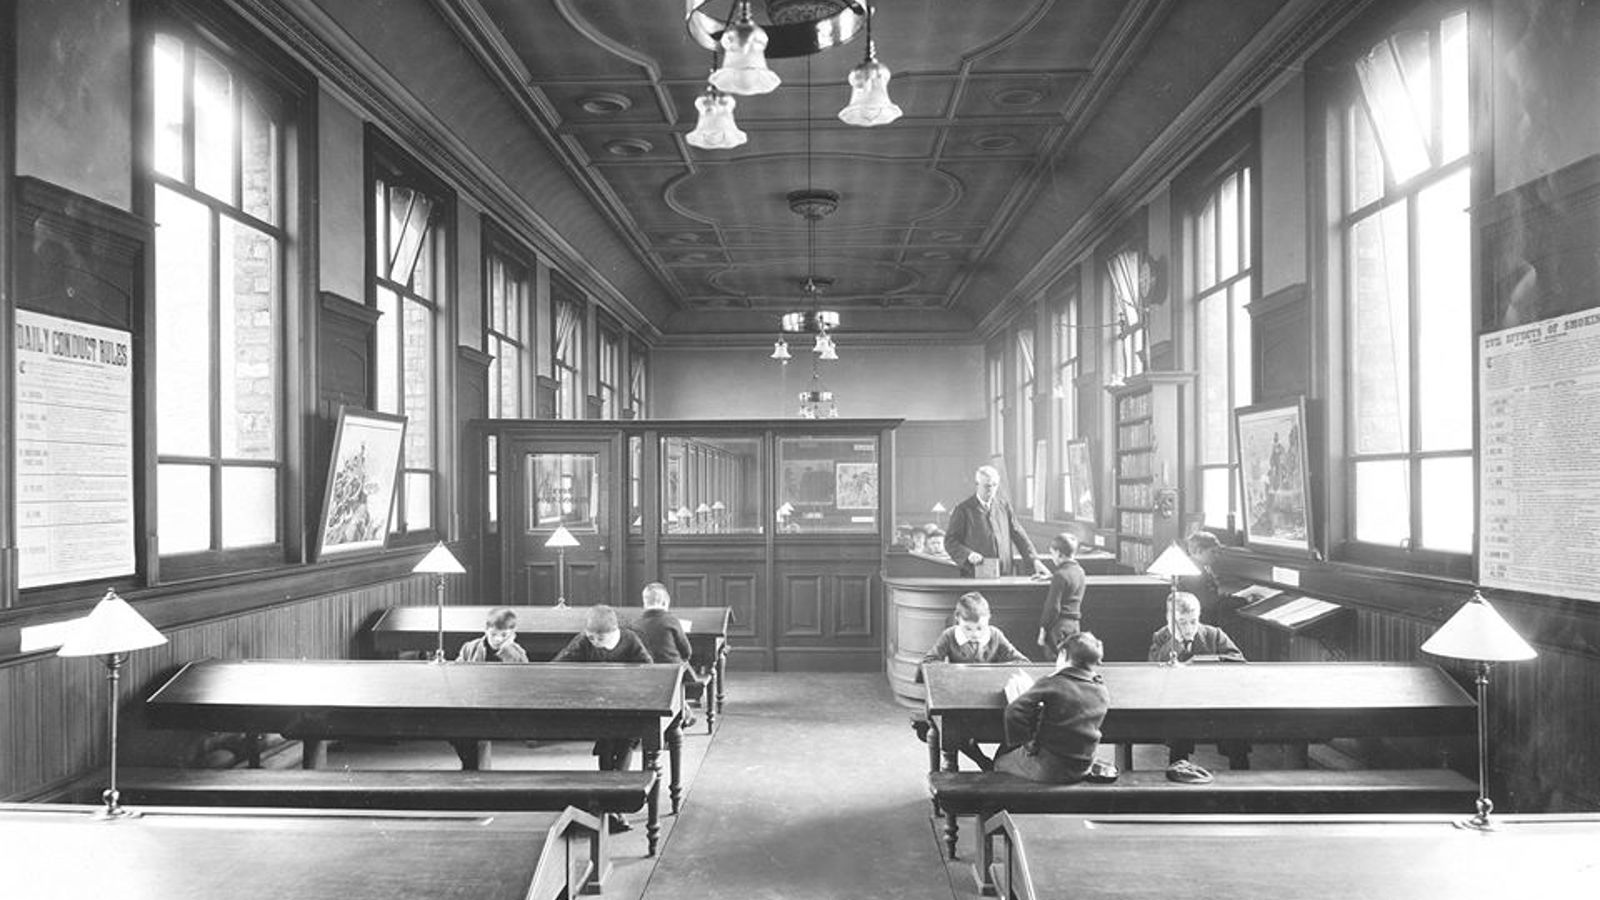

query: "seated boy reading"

left=554, top=605, right=654, bottom=832
left=920, top=591, right=1029, bottom=769
left=993, top=632, right=1116, bottom=784
left=1147, top=591, right=1249, bottom=783
left=449, top=608, right=528, bottom=767
left=626, top=582, right=702, bottom=727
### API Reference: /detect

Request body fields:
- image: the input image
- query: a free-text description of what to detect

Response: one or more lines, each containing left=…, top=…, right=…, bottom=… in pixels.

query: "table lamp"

left=1420, top=590, right=1537, bottom=830
left=57, top=589, right=168, bottom=820
left=1146, top=542, right=1201, bottom=665
left=412, top=541, right=466, bottom=662
left=545, top=524, right=580, bottom=607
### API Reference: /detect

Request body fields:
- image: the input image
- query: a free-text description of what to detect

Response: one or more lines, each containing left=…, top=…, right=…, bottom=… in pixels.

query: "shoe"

left=1166, top=759, right=1214, bottom=784
left=607, top=814, right=633, bottom=834
left=1085, top=760, right=1119, bottom=783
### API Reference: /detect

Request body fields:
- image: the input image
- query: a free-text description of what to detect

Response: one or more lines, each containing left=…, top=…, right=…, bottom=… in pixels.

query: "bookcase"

left=1110, top=372, right=1193, bottom=570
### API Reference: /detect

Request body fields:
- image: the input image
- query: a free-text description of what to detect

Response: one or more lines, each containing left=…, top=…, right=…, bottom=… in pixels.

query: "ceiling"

left=440, top=0, right=1300, bottom=341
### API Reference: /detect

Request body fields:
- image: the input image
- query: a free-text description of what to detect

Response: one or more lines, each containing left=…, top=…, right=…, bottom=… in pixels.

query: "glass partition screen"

left=776, top=436, right=880, bottom=533
left=661, top=436, right=762, bottom=534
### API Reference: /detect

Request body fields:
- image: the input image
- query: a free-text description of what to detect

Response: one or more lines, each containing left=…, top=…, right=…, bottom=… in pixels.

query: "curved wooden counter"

left=884, top=574, right=1170, bottom=706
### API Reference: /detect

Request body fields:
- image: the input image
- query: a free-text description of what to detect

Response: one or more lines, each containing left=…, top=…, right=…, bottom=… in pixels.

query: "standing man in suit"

left=944, top=465, right=1049, bottom=579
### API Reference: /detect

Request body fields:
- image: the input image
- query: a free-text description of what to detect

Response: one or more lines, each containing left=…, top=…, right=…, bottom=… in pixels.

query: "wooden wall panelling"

left=780, top=574, right=825, bottom=637
left=314, top=291, right=381, bottom=535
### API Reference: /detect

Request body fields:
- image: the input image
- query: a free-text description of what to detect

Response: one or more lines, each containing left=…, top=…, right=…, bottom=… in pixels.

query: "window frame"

left=597, top=317, right=622, bottom=420
left=1051, top=275, right=1082, bottom=519
left=137, top=0, right=314, bottom=584
left=365, top=127, right=454, bottom=544
left=483, top=222, right=536, bottom=420
left=551, top=275, right=586, bottom=421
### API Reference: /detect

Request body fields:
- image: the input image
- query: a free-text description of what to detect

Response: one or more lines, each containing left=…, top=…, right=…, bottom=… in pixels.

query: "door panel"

left=508, top=437, right=619, bottom=607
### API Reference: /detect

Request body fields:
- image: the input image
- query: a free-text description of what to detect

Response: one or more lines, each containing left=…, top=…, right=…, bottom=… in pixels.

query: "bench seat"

left=101, top=766, right=655, bottom=813
left=930, top=768, right=1479, bottom=859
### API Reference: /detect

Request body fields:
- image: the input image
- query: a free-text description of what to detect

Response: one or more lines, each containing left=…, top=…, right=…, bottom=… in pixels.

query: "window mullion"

left=209, top=205, right=225, bottom=550
left=182, top=44, right=196, bottom=187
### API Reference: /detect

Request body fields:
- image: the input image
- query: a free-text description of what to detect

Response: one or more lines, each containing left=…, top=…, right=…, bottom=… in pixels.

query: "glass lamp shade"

left=1421, top=592, right=1537, bottom=662
left=931, top=501, right=947, bottom=514
left=710, top=5, right=781, bottom=96
left=686, top=87, right=748, bottom=150
left=412, top=541, right=465, bottom=574
left=770, top=338, right=792, bottom=361
left=1146, top=541, right=1202, bottom=579
left=57, top=590, right=167, bottom=657
left=838, top=53, right=902, bottom=127
left=544, top=524, right=581, bottom=550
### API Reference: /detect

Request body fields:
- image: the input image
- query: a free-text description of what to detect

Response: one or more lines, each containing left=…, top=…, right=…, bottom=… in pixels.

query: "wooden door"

left=504, top=434, right=622, bottom=607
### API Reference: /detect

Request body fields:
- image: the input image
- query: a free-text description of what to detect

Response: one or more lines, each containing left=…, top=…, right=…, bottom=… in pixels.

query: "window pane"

left=240, top=86, right=278, bottom=224
left=155, top=187, right=213, bottom=456
left=375, top=287, right=398, bottom=413
left=660, top=437, right=762, bottom=534
left=1354, top=459, right=1409, bottom=546
left=775, top=436, right=879, bottom=534
left=1440, top=13, right=1469, bottom=163
left=412, top=229, right=436, bottom=301
left=159, top=463, right=211, bottom=553
left=152, top=34, right=185, bottom=180
left=405, top=472, right=432, bottom=531
left=1218, top=173, right=1239, bottom=280
left=1356, top=31, right=1433, bottom=184
left=1349, top=103, right=1385, bottom=209
left=1197, top=196, right=1216, bottom=290
left=1421, top=456, right=1473, bottom=553
left=193, top=48, right=235, bottom=204
left=219, top=218, right=278, bottom=460
left=221, top=465, right=277, bottom=547
left=1202, top=466, right=1231, bottom=529
left=530, top=453, right=598, bottom=530
left=402, top=298, right=433, bottom=469
left=1417, top=170, right=1471, bottom=451
left=1350, top=202, right=1410, bottom=454
left=1197, top=290, right=1229, bottom=464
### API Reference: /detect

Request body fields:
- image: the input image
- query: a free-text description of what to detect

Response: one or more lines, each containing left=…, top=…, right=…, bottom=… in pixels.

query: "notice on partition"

left=14, top=310, right=135, bottom=589
left=1479, top=309, right=1600, bottom=603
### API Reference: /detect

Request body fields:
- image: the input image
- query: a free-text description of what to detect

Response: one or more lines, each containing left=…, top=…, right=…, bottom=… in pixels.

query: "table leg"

left=300, top=738, right=326, bottom=770
left=667, top=719, right=684, bottom=815
left=703, top=664, right=717, bottom=735
left=581, top=818, right=612, bottom=895
left=926, top=720, right=941, bottom=775
left=944, top=809, right=960, bottom=860
left=245, top=733, right=262, bottom=768
left=716, top=649, right=727, bottom=721
left=643, top=748, right=662, bottom=857
left=943, top=745, right=960, bottom=773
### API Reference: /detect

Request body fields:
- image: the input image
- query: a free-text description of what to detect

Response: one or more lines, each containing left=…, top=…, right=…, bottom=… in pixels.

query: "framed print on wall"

left=316, top=407, right=407, bottom=560
left=1234, top=398, right=1312, bottom=553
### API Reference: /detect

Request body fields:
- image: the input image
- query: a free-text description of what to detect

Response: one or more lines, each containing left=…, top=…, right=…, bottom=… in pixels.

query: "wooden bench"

left=81, top=767, right=658, bottom=893
left=929, top=768, right=1479, bottom=859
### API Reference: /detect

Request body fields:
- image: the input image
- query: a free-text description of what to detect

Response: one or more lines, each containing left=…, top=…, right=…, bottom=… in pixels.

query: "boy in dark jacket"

left=993, top=632, right=1114, bottom=784
left=553, top=605, right=654, bottom=833
left=627, top=582, right=701, bottom=727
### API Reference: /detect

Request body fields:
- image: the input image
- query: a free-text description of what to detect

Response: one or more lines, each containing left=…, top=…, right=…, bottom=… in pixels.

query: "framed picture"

left=316, top=407, right=406, bottom=560
left=835, top=462, right=878, bottom=510
left=1065, top=440, right=1097, bottom=523
left=1235, top=398, right=1312, bottom=553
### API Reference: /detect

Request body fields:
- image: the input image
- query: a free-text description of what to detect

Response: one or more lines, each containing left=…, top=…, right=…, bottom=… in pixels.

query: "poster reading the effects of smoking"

left=14, top=309, right=135, bottom=589
left=1479, top=308, right=1600, bottom=604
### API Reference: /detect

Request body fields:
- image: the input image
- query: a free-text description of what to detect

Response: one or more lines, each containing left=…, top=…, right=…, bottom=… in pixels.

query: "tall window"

left=370, top=142, right=448, bottom=536
left=149, top=20, right=292, bottom=568
left=629, top=343, right=648, bottom=417
left=597, top=324, right=621, bottom=419
left=485, top=241, right=532, bottom=419
left=553, top=296, right=584, bottom=419
left=1332, top=9, right=1472, bottom=559
left=987, top=345, right=1006, bottom=459
left=1190, top=164, right=1255, bottom=529
left=1051, top=280, right=1081, bottom=513
left=1015, top=324, right=1036, bottom=511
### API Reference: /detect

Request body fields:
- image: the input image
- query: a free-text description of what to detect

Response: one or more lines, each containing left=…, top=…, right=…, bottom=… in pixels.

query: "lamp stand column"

left=432, top=575, right=447, bottom=663
left=1463, top=661, right=1495, bottom=830
left=556, top=549, right=568, bottom=607
left=96, top=652, right=135, bottom=819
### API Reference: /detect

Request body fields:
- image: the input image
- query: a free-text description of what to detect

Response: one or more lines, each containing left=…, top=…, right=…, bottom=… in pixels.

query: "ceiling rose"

left=577, top=92, right=632, bottom=115
left=787, top=188, right=840, bottom=220
left=766, top=1, right=850, bottom=25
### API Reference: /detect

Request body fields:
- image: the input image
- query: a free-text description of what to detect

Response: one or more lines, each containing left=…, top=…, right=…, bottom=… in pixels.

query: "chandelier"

left=684, top=1, right=901, bottom=150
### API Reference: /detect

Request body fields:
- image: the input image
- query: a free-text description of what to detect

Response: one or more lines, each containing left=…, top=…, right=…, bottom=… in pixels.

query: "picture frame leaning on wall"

left=1234, top=398, right=1312, bottom=554
left=316, top=407, right=407, bottom=560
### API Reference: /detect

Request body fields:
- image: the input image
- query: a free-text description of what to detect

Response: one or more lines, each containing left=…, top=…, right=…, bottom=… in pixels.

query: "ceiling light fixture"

left=685, top=1, right=898, bottom=147
left=687, top=58, right=748, bottom=150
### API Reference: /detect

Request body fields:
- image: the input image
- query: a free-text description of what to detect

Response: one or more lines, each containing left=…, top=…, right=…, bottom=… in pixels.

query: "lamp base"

left=430, top=648, right=448, bottom=664
left=1453, top=814, right=1496, bottom=831
left=91, top=789, right=142, bottom=821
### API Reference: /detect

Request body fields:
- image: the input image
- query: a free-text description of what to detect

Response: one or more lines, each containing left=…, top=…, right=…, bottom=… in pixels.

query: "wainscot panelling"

left=0, top=572, right=466, bottom=801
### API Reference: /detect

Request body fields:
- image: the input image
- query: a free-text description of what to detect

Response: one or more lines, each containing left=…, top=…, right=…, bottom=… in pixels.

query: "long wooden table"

left=367, top=605, right=731, bottom=729
left=145, top=658, right=684, bottom=853
left=921, top=661, right=1476, bottom=772
left=0, top=802, right=597, bottom=900
left=982, top=812, right=1600, bottom=900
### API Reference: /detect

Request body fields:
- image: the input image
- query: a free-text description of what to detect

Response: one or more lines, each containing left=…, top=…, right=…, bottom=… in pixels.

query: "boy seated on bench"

left=627, top=582, right=702, bottom=728
left=555, top=605, right=654, bottom=833
left=921, top=591, right=1030, bottom=770
left=449, top=608, right=529, bottom=767
left=993, top=632, right=1117, bottom=784
left=1147, top=591, right=1250, bottom=783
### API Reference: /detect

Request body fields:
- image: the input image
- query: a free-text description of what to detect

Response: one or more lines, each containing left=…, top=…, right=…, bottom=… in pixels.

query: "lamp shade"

left=686, top=86, right=748, bottom=149
left=1146, top=542, right=1202, bottom=579
left=544, top=524, right=581, bottom=550
left=709, top=3, right=781, bottom=96
left=838, top=52, right=902, bottom=127
left=412, top=541, right=465, bottom=574
left=1421, top=592, right=1537, bottom=662
left=57, top=590, right=167, bottom=657
left=931, top=501, right=947, bottom=514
